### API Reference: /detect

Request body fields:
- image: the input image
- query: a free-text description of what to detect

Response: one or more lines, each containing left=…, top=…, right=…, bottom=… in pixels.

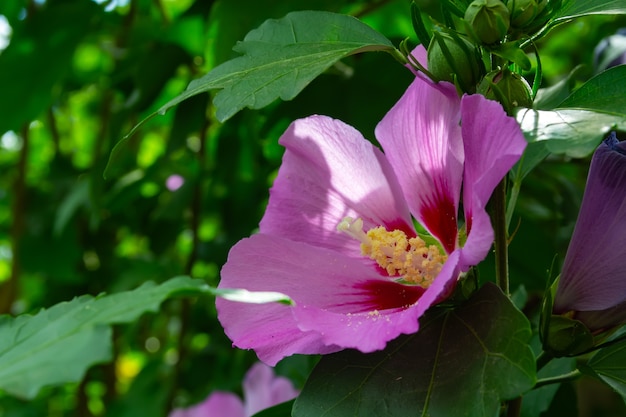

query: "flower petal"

left=259, top=115, right=414, bottom=257
left=554, top=135, right=626, bottom=312
left=460, top=94, right=527, bottom=233
left=169, top=392, right=244, bottom=417
left=456, top=94, right=526, bottom=268
left=406, top=45, right=428, bottom=74
left=459, top=200, right=495, bottom=268
left=376, top=77, right=464, bottom=253
left=217, top=237, right=341, bottom=366
left=217, top=234, right=434, bottom=361
left=293, top=250, right=461, bottom=352
left=574, top=298, right=626, bottom=332
left=243, top=363, right=298, bottom=417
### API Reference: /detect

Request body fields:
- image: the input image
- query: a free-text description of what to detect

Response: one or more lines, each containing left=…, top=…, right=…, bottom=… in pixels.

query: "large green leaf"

left=0, top=277, right=203, bottom=399
left=553, top=0, right=626, bottom=23
left=0, top=276, right=291, bottom=399
left=293, top=283, right=536, bottom=417
left=558, top=65, right=626, bottom=116
left=115, top=10, right=393, bottom=135
left=107, top=11, right=394, bottom=178
left=513, top=69, right=626, bottom=179
left=584, top=336, right=626, bottom=402
left=517, top=108, right=626, bottom=158
left=176, top=10, right=394, bottom=122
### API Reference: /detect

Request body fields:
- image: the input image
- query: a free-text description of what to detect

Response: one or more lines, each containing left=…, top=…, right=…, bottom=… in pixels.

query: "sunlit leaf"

left=175, top=10, right=394, bottom=122
left=558, top=65, right=626, bottom=116
left=534, top=65, right=583, bottom=110
left=554, top=0, right=626, bottom=23
left=517, top=108, right=626, bottom=158
left=105, top=10, right=395, bottom=178
left=0, top=277, right=202, bottom=399
left=293, top=283, right=536, bottom=417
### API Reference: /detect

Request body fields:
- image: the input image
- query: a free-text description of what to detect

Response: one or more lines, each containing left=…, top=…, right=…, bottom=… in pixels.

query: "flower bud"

left=506, top=0, right=540, bottom=28
left=465, top=0, right=510, bottom=45
left=552, top=133, right=626, bottom=335
left=544, top=315, right=594, bottom=357
left=477, top=68, right=532, bottom=110
left=427, top=31, right=484, bottom=92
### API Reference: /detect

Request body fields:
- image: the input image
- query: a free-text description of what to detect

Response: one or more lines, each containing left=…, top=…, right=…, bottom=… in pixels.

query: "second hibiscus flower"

left=217, top=62, right=527, bottom=366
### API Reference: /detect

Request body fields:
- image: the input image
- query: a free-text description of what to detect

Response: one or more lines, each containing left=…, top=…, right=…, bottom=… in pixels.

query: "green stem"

left=534, top=370, right=581, bottom=389
left=404, top=48, right=438, bottom=82
left=535, top=351, right=554, bottom=372
left=493, top=179, right=509, bottom=295
left=505, top=176, right=521, bottom=230
left=390, top=47, right=409, bottom=66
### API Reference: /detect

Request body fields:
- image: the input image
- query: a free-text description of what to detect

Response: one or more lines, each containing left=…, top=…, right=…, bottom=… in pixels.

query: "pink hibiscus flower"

left=553, top=132, right=626, bottom=332
left=216, top=48, right=527, bottom=365
left=169, top=362, right=298, bottom=417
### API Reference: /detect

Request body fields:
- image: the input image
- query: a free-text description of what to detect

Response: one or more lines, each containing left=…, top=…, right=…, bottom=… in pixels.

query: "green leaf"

left=513, top=75, right=626, bottom=177
left=492, top=41, right=532, bottom=70
left=521, top=357, right=576, bottom=417
left=558, top=65, right=626, bottom=116
left=585, top=337, right=626, bottom=402
left=516, top=108, right=626, bottom=158
left=293, top=283, right=536, bottom=417
left=553, top=0, right=626, bottom=23
left=510, top=140, right=550, bottom=183
left=0, top=275, right=294, bottom=399
left=176, top=10, right=394, bottom=121
left=113, top=10, right=393, bottom=149
left=0, top=277, right=203, bottom=399
left=534, top=65, right=583, bottom=110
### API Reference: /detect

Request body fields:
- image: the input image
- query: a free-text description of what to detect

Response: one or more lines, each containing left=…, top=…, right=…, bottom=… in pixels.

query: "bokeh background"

left=0, top=0, right=625, bottom=415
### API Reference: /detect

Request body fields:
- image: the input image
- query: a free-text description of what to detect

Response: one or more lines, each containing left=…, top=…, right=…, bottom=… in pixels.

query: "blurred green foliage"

left=0, top=0, right=624, bottom=416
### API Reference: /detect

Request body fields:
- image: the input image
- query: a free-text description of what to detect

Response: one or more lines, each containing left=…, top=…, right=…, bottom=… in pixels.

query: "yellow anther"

left=338, top=217, right=446, bottom=288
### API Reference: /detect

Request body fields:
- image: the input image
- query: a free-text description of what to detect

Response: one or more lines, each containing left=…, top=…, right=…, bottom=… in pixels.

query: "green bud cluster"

left=427, top=31, right=484, bottom=93
left=477, top=68, right=532, bottom=111
left=410, top=0, right=551, bottom=97
left=465, top=0, right=510, bottom=45
left=460, top=0, right=549, bottom=45
left=507, top=0, right=548, bottom=28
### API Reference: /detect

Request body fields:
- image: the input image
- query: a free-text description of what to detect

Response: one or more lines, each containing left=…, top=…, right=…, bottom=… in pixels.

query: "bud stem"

left=534, top=370, right=581, bottom=389
left=493, top=179, right=510, bottom=295
left=389, top=47, right=409, bottom=66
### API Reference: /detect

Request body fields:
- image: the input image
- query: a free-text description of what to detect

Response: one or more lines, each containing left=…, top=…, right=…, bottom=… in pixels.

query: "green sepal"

left=539, top=272, right=558, bottom=348
left=477, top=68, right=533, bottom=113
left=541, top=272, right=595, bottom=357
left=491, top=41, right=532, bottom=70
left=465, top=0, right=511, bottom=45
left=411, top=1, right=433, bottom=48
left=427, top=29, right=485, bottom=93
left=545, top=315, right=595, bottom=357
left=447, top=267, right=480, bottom=304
